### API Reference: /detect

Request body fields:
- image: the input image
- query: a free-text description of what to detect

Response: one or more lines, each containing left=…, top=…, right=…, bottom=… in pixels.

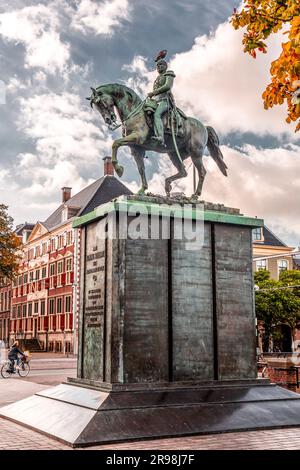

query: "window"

left=42, top=242, right=47, bottom=255
left=29, top=271, right=34, bottom=282
left=49, top=298, right=55, bottom=315
left=66, top=258, right=73, bottom=284
left=17, top=305, right=21, bottom=318
left=50, top=238, right=56, bottom=252
left=18, top=275, right=22, bottom=286
left=58, top=235, right=64, bottom=249
left=35, top=269, right=40, bottom=280
left=23, top=273, right=28, bottom=284
left=65, top=296, right=71, bottom=313
left=66, top=257, right=72, bottom=272
left=252, top=228, right=263, bottom=241
left=34, top=301, right=39, bottom=314
left=42, top=267, right=47, bottom=278
left=22, top=304, right=27, bottom=318
left=57, top=297, right=62, bottom=314
left=36, top=245, right=40, bottom=258
left=50, top=263, right=55, bottom=276
left=57, top=261, right=64, bottom=286
left=279, top=259, right=288, bottom=273
left=40, top=300, right=46, bottom=316
left=66, top=231, right=73, bottom=245
left=256, top=259, right=267, bottom=271
left=57, top=261, right=64, bottom=274
left=28, top=303, right=32, bottom=317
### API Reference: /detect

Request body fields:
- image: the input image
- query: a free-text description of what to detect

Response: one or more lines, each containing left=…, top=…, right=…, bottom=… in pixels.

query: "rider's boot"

left=151, top=135, right=166, bottom=147
left=152, top=117, right=166, bottom=147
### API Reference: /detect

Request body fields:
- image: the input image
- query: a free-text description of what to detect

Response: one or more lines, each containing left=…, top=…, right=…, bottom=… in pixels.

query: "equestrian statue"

left=87, top=50, right=228, bottom=198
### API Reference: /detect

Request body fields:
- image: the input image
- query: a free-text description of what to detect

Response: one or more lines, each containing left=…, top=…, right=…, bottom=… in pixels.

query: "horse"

left=87, top=83, right=227, bottom=197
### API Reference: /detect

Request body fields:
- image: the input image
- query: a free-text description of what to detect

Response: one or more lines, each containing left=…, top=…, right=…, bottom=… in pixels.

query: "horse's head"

left=87, top=87, right=117, bottom=127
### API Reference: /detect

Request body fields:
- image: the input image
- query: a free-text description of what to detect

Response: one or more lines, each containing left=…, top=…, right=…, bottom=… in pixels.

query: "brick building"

left=0, top=223, right=34, bottom=347
left=8, top=157, right=131, bottom=353
left=0, top=277, right=11, bottom=346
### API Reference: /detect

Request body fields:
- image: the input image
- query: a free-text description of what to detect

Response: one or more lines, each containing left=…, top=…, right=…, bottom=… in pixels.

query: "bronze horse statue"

left=87, top=83, right=227, bottom=197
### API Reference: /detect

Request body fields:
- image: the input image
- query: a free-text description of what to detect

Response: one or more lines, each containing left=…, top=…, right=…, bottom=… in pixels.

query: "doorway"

left=33, top=318, right=38, bottom=338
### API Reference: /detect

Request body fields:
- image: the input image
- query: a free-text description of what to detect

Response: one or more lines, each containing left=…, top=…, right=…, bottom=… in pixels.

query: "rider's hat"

left=155, top=50, right=167, bottom=65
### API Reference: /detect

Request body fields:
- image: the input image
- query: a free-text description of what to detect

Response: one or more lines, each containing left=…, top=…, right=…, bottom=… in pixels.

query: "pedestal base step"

left=1, top=382, right=300, bottom=447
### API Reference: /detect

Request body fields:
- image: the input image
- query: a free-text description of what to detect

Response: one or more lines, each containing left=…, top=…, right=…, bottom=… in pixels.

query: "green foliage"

left=0, top=204, right=21, bottom=279
left=231, top=1, right=300, bottom=131
left=255, top=269, right=300, bottom=345
left=254, top=269, right=271, bottom=282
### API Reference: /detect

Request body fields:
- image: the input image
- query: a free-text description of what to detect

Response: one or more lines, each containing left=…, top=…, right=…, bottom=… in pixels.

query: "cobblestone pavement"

left=0, top=418, right=300, bottom=450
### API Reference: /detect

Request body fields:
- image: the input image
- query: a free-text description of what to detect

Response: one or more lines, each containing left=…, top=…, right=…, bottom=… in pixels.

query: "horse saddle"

left=143, top=98, right=186, bottom=137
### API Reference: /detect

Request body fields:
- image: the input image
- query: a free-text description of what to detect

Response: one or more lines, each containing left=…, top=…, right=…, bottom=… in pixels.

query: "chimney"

left=103, top=156, right=114, bottom=176
left=61, top=187, right=72, bottom=203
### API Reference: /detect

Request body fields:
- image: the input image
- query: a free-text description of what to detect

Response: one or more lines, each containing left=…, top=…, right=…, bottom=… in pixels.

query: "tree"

left=231, top=0, right=300, bottom=131
left=0, top=204, right=21, bottom=279
left=254, top=270, right=300, bottom=351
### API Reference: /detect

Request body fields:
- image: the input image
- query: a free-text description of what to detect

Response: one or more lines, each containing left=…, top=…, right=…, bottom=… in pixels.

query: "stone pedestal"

left=2, top=196, right=300, bottom=447
left=75, top=197, right=257, bottom=385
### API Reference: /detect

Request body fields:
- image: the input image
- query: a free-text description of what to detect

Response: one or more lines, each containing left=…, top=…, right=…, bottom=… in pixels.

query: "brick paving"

left=1, top=356, right=299, bottom=450
left=0, top=418, right=300, bottom=450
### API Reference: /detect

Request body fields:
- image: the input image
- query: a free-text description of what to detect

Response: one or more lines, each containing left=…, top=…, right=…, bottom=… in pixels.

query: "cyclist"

left=8, top=341, right=26, bottom=373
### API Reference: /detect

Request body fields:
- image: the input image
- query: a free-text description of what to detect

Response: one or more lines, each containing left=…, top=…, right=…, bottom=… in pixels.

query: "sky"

left=0, top=0, right=299, bottom=246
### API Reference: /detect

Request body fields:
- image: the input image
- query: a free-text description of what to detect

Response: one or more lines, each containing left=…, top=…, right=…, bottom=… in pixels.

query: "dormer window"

left=62, top=206, right=68, bottom=222
left=252, top=227, right=263, bottom=242
left=61, top=205, right=79, bottom=222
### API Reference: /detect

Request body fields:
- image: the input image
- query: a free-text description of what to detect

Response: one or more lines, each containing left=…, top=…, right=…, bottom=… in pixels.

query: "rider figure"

left=147, top=50, right=176, bottom=146
left=8, top=340, right=25, bottom=372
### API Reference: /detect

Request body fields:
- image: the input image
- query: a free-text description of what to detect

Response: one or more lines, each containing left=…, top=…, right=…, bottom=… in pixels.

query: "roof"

left=14, top=223, right=35, bottom=236
left=294, top=258, right=300, bottom=269
left=253, top=226, right=287, bottom=247
left=43, top=175, right=132, bottom=230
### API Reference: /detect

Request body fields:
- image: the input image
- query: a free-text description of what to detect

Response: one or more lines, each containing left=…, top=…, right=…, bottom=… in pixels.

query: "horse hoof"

left=137, top=188, right=145, bottom=195
left=115, top=164, right=124, bottom=178
left=191, top=193, right=199, bottom=201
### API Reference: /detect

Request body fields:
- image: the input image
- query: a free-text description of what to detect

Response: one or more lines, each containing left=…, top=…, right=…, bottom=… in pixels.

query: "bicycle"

left=1, top=355, right=30, bottom=379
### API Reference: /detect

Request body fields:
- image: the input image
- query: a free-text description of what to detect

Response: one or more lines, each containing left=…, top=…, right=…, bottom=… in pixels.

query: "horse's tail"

left=206, top=126, right=228, bottom=176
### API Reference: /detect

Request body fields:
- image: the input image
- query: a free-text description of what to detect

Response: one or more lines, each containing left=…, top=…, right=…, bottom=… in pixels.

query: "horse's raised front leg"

left=112, top=132, right=139, bottom=177
left=131, top=146, right=148, bottom=194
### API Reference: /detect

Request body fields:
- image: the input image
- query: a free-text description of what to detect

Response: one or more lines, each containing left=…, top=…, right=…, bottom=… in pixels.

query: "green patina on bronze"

left=87, top=51, right=228, bottom=198
left=73, top=197, right=264, bottom=229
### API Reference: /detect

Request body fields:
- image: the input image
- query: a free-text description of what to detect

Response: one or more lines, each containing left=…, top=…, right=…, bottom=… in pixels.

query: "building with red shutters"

left=0, top=223, right=34, bottom=347
left=8, top=157, right=131, bottom=353
left=0, top=277, right=12, bottom=346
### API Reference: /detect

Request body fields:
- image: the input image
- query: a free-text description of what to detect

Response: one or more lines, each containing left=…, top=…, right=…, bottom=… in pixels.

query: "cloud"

left=16, top=92, right=111, bottom=165
left=71, top=0, right=130, bottom=36
left=124, top=20, right=299, bottom=139
left=0, top=157, right=95, bottom=226
left=142, top=143, right=300, bottom=246
left=0, top=89, right=114, bottom=224
left=0, top=4, right=70, bottom=74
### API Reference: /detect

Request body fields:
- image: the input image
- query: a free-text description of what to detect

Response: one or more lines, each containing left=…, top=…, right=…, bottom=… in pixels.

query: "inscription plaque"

left=82, top=220, right=106, bottom=381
